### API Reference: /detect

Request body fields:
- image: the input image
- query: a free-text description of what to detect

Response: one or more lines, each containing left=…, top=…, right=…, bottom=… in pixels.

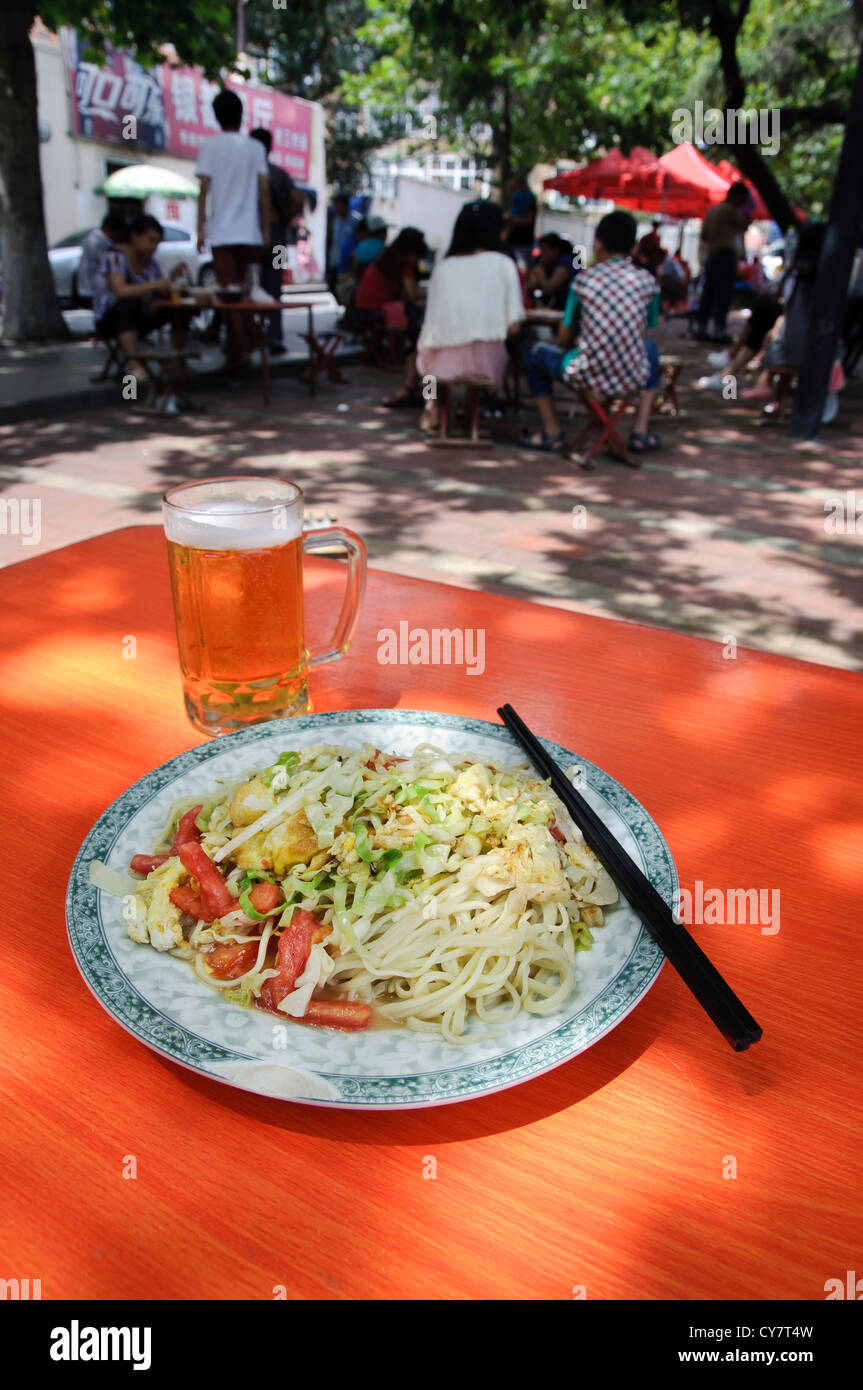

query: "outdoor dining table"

left=160, top=295, right=326, bottom=404
left=1, top=524, right=860, bottom=1301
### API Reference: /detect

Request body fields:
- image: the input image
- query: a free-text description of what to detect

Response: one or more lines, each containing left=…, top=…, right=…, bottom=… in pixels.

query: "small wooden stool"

left=429, top=379, right=496, bottom=447
left=298, top=329, right=348, bottom=395
left=137, top=344, right=202, bottom=404
left=571, top=387, right=637, bottom=469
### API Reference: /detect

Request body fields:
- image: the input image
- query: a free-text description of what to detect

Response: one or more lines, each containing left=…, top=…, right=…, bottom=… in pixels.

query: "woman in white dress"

left=416, top=202, right=526, bottom=431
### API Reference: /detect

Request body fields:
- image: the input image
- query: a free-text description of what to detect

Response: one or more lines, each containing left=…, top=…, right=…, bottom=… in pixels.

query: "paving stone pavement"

left=1, top=318, right=861, bottom=670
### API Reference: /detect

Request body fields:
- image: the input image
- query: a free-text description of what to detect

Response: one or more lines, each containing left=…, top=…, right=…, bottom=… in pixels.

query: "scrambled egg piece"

left=233, top=830, right=268, bottom=871
left=229, top=777, right=275, bottom=827
left=266, top=810, right=319, bottom=874
left=450, top=765, right=516, bottom=820
left=127, top=858, right=187, bottom=952
left=233, top=809, right=318, bottom=873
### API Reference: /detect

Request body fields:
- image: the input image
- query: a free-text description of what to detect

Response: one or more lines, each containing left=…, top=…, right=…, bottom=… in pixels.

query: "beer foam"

left=164, top=498, right=303, bottom=550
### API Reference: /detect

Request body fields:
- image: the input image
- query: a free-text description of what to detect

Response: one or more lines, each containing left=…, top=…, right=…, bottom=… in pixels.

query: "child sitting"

left=519, top=211, right=661, bottom=456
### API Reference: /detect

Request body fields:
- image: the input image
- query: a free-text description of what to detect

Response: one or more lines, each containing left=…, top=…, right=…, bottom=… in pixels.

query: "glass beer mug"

left=162, top=477, right=367, bottom=735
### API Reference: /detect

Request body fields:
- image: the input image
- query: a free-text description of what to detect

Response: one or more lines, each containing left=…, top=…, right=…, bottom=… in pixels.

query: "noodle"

left=120, top=741, right=618, bottom=1042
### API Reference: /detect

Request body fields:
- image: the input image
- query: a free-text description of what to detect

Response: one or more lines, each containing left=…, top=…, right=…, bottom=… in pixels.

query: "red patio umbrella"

left=545, top=144, right=730, bottom=218
left=543, top=146, right=662, bottom=201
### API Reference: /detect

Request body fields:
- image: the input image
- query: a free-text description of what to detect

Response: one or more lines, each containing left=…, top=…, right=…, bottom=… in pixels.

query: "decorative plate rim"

left=66, top=709, right=675, bottom=1109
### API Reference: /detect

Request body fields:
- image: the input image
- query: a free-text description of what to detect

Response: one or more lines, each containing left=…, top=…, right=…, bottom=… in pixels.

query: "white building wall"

left=371, top=177, right=476, bottom=259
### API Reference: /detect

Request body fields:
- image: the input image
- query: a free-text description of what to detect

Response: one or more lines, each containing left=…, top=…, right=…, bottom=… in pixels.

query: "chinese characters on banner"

left=160, top=68, right=311, bottom=181
left=60, top=28, right=312, bottom=184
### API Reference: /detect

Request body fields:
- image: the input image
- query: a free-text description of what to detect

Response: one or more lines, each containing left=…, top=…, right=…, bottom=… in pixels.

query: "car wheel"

left=198, top=263, right=216, bottom=287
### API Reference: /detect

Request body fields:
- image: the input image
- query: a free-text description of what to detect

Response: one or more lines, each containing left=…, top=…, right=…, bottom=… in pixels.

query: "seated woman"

left=416, top=200, right=526, bottom=431
left=92, top=213, right=188, bottom=384
left=355, top=226, right=430, bottom=407
left=525, top=233, right=575, bottom=309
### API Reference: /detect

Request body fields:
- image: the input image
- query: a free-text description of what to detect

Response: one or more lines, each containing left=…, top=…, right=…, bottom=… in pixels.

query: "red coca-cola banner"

left=61, top=28, right=312, bottom=183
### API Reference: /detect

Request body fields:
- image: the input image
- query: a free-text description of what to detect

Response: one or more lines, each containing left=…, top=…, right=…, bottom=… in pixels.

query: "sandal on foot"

left=628, top=431, right=661, bottom=454
left=517, top=428, right=564, bottom=454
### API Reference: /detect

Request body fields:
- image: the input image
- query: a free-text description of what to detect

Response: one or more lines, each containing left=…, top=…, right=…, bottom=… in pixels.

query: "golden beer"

left=167, top=536, right=307, bottom=730
left=163, top=479, right=367, bottom=735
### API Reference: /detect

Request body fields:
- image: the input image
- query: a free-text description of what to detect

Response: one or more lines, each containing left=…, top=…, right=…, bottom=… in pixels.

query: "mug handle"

left=302, top=527, right=368, bottom=669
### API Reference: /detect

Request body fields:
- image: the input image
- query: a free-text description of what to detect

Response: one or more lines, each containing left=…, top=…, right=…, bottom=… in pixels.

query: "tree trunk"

left=491, top=74, right=512, bottom=190
left=792, top=38, right=863, bottom=440
left=0, top=1, right=68, bottom=341
left=709, top=0, right=798, bottom=230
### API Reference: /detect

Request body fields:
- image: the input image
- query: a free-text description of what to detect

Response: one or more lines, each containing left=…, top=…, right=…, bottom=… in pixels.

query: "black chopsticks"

left=498, top=704, right=762, bottom=1051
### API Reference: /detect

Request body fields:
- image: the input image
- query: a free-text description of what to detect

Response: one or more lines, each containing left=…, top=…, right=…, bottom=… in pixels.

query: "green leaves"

left=40, top=0, right=235, bottom=76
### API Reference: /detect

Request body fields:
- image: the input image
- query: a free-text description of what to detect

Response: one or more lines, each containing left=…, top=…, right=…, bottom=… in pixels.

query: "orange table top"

left=1, top=525, right=861, bottom=1301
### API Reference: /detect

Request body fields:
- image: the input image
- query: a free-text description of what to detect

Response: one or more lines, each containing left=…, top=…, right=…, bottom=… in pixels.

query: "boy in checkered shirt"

left=520, top=211, right=662, bottom=456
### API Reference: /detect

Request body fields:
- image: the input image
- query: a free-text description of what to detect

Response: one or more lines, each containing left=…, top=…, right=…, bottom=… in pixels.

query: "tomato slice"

left=130, top=853, right=169, bottom=875
left=258, top=910, right=318, bottom=1013
left=205, top=942, right=259, bottom=979
left=170, top=805, right=203, bottom=855
left=178, top=842, right=235, bottom=919
left=248, top=880, right=281, bottom=914
left=170, top=884, right=212, bottom=920
left=302, top=999, right=372, bottom=1031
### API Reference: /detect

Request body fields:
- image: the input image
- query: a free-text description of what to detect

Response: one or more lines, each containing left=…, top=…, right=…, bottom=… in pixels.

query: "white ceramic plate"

left=66, top=710, right=674, bottom=1109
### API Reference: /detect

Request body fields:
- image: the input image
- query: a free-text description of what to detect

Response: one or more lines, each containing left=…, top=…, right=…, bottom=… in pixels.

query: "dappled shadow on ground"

left=1, top=318, right=861, bottom=666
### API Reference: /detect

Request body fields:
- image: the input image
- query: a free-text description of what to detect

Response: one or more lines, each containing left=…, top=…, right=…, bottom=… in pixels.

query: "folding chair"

left=298, top=328, right=348, bottom=395
left=90, top=334, right=125, bottom=383
left=570, top=386, right=637, bottom=469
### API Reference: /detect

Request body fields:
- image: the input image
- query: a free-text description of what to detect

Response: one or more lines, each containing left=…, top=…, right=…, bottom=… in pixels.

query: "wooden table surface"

left=1, top=525, right=860, bottom=1301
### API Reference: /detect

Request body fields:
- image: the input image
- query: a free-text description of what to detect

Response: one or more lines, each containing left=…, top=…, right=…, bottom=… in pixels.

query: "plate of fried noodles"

left=67, top=710, right=675, bottom=1108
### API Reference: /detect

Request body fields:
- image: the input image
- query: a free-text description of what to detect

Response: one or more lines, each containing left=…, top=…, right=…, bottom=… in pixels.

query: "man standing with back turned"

left=250, top=126, right=296, bottom=355
left=196, top=89, right=271, bottom=371
left=695, top=182, right=750, bottom=343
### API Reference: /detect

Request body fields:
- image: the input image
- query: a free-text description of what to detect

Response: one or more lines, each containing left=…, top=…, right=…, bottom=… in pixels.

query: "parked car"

left=49, top=225, right=214, bottom=306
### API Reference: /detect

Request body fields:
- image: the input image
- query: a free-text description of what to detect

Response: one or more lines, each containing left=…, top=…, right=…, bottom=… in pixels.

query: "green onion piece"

left=397, top=867, right=422, bottom=884
left=239, top=888, right=269, bottom=922
left=277, top=751, right=299, bottom=768
left=354, top=822, right=374, bottom=863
